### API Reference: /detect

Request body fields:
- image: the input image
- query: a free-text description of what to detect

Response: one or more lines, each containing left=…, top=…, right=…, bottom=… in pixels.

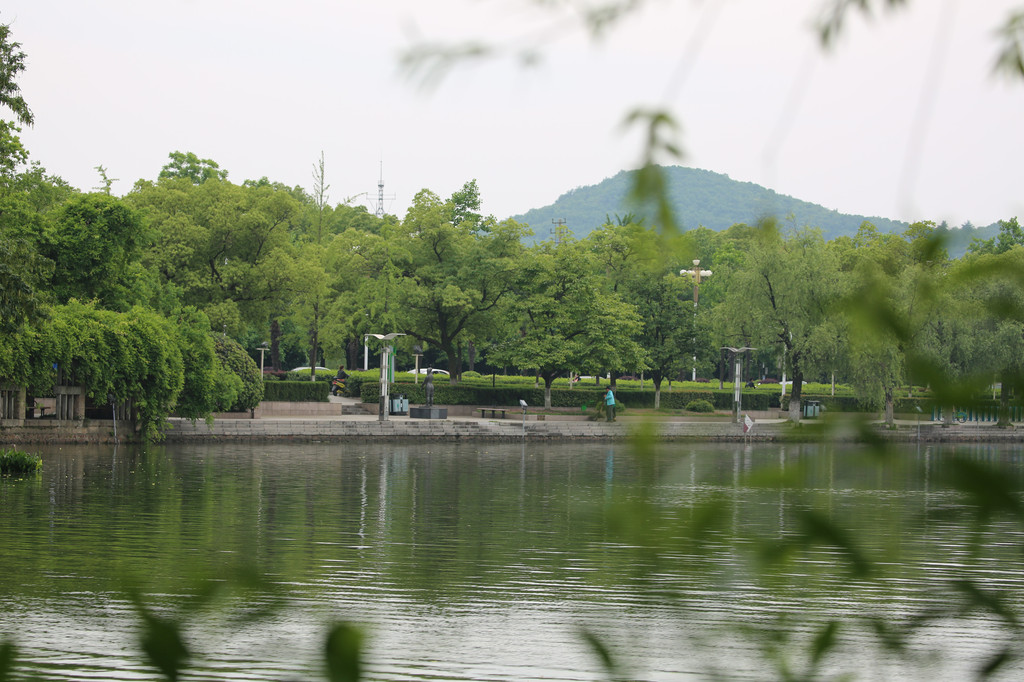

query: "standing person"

left=604, top=387, right=616, bottom=422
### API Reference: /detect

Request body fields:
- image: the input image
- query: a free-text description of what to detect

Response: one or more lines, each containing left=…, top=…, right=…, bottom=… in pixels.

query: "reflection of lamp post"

left=722, top=346, right=756, bottom=423
left=366, top=333, right=406, bottom=421
left=257, top=342, right=269, bottom=375
left=681, top=260, right=713, bottom=381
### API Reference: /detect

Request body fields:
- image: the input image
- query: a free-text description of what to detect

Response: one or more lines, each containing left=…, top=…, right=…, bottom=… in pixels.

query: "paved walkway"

left=161, top=398, right=1024, bottom=443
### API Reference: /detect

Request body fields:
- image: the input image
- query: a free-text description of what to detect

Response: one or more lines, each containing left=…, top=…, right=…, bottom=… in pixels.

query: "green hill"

left=513, top=166, right=912, bottom=241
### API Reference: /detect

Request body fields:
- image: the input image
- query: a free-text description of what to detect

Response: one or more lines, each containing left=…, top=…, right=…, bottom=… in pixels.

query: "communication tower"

left=372, top=161, right=396, bottom=218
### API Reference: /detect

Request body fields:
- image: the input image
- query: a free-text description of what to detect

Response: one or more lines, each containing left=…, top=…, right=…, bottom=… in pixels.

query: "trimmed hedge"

left=369, top=383, right=946, bottom=412
left=685, top=399, right=715, bottom=413
left=361, top=382, right=792, bottom=410
left=263, top=381, right=330, bottom=402
left=351, top=374, right=1024, bottom=416
left=363, top=381, right=548, bottom=407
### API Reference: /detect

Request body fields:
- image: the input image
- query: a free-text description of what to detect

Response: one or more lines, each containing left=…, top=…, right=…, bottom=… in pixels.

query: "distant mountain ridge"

left=513, top=166, right=910, bottom=242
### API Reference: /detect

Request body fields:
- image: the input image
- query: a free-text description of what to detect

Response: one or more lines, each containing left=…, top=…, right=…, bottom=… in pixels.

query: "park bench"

left=475, top=407, right=508, bottom=419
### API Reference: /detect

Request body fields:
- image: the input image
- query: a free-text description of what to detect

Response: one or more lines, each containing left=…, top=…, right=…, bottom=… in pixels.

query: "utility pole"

left=680, top=260, right=713, bottom=381
left=552, top=218, right=567, bottom=242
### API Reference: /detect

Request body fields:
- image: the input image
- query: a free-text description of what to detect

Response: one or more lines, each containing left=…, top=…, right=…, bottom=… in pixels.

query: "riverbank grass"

left=0, top=448, right=42, bottom=475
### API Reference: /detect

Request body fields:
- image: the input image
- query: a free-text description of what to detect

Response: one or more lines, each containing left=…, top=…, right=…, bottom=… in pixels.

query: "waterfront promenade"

left=164, top=411, right=773, bottom=441
left=4, top=396, right=1022, bottom=444
left=160, top=397, right=1023, bottom=443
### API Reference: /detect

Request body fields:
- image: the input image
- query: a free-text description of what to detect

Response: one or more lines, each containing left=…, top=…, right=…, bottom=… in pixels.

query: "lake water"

left=1, top=441, right=1023, bottom=681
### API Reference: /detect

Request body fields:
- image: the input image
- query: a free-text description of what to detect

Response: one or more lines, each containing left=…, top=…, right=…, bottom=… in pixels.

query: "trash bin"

left=389, top=395, right=408, bottom=415
left=803, top=400, right=821, bottom=418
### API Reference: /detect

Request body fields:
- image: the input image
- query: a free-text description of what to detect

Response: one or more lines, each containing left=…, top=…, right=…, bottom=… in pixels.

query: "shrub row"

left=354, top=375, right=1023, bottom=413
left=363, top=381, right=549, bottom=407
left=263, top=381, right=330, bottom=402
left=360, top=382, right=796, bottom=410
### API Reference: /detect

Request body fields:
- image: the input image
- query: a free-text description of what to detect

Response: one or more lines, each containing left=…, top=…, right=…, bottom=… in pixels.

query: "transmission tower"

left=372, top=161, right=396, bottom=218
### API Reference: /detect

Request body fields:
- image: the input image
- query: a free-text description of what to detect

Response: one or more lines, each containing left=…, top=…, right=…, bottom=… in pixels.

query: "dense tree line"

left=1, top=18, right=1023, bottom=429
left=4, top=128, right=1023, bottom=422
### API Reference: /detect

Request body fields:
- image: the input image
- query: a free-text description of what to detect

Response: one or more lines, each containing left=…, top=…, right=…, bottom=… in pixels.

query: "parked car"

left=290, top=366, right=332, bottom=373
left=407, top=368, right=450, bottom=375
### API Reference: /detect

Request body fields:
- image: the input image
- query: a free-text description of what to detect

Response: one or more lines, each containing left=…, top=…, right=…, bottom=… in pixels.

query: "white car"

left=290, top=366, right=332, bottom=373
left=407, top=368, right=450, bottom=375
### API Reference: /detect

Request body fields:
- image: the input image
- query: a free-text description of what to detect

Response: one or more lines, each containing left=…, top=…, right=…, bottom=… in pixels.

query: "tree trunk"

left=347, top=338, right=358, bottom=372
left=653, top=376, right=663, bottom=409
left=270, top=319, right=282, bottom=370
left=456, top=340, right=463, bottom=383
left=443, top=342, right=459, bottom=385
left=884, top=386, right=894, bottom=427
left=998, top=376, right=1012, bottom=427
left=544, top=374, right=555, bottom=408
left=309, top=304, right=319, bottom=381
left=788, top=367, right=803, bottom=423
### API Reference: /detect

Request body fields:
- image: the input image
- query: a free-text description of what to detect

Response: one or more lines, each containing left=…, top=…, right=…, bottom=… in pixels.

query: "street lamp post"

left=681, top=260, right=713, bottom=382
left=257, top=342, right=269, bottom=375
left=413, top=344, right=423, bottom=384
left=365, top=333, right=406, bottom=421
left=722, top=346, right=756, bottom=423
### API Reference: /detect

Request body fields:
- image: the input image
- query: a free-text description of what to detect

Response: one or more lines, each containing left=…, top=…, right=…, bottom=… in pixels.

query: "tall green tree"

left=0, top=22, right=33, bottom=126
left=950, top=247, right=1024, bottom=425
left=449, top=179, right=482, bottom=229
left=392, top=187, right=527, bottom=381
left=494, top=230, right=646, bottom=408
left=42, top=193, right=148, bottom=310
left=158, top=151, right=228, bottom=185
left=321, top=227, right=400, bottom=369
left=587, top=220, right=694, bottom=405
left=716, top=221, right=841, bottom=421
left=967, top=217, right=1024, bottom=255
left=129, top=177, right=303, bottom=337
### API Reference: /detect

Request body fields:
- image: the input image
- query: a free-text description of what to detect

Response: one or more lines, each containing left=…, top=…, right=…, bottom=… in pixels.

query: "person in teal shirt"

left=604, top=387, right=616, bottom=422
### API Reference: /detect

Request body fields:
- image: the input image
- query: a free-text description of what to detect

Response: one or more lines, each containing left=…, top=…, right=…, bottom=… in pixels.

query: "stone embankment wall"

left=160, top=417, right=777, bottom=442
left=2, top=409, right=1023, bottom=445
left=0, top=419, right=128, bottom=444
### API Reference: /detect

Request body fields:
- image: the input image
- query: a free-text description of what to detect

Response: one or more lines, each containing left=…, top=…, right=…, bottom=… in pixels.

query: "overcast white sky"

left=5, top=0, right=1023, bottom=228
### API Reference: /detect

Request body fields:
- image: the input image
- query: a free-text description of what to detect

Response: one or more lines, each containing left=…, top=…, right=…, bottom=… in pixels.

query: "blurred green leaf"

left=0, top=640, right=17, bottom=682
left=136, top=607, right=189, bottom=681
left=809, top=620, right=840, bottom=666
left=866, top=617, right=907, bottom=654
left=941, top=458, right=1023, bottom=522
left=994, top=11, right=1024, bottom=79
left=979, top=647, right=1014, bottom=678
left=759, top=508, right=873, bottom=579
left=950, top=579, right=1020, bottom=627
left=579, top=628, right=622, bottom=682
left=325, top=622, right=363, bottom=682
